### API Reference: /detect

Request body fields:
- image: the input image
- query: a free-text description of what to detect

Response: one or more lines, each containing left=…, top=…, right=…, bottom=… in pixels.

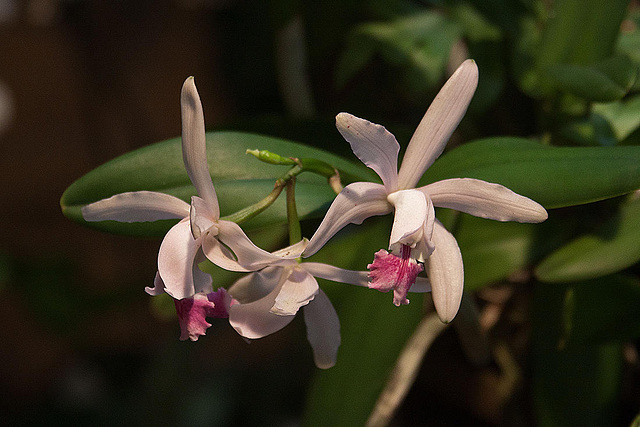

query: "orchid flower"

left=82, top=77, right=297, bottom=338
left=226, top=243, right=432, bottom=368
left=303, top=60, right=548, bottom=323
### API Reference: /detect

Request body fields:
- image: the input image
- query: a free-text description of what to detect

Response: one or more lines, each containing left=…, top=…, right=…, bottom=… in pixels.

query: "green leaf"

left=454, top=213, right=536, bottom=291
left=421, top=137, right=640, bottom=209
left=532, top=282, right=624, bottom=426
left=561, top=275, right=640, bottom=345
left=593, top=95, right=640, bottom=142
left=61, top=131, right=375, bottom=237
left=536, top=195, right=640, bottom=282
left=303, top=217, right=425, bottom=426
left=558, top=114, right=618, bottom=146
left=545, top=55, right=637, bottom=102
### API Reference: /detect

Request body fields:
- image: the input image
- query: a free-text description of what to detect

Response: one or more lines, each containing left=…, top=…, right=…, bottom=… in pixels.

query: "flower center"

left=367, top=244, right=423, bottom=306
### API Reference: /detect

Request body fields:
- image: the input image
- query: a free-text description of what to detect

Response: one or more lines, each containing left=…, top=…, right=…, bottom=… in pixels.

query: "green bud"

left=246, top=149, right=297, bottom=165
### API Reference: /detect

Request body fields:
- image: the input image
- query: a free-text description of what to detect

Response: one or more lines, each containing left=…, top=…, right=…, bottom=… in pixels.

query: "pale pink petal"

left=303, top=289, right=340, bottom=369
left=397, top=60, right=479, bottom=189
left=271, top=267, right=319, bottom=316
left=335, top=112, right=399, bottom=192
left=300, top=262, right=431, bottom=292
left=426, top=220, right=464, bottom=323
left=201, top=234, right=254, bottom=273
left=228, top=272, right=296, bottom=339
left=304, top=182, right=391, bottom=257
left=272, top=239, right=308, bottom=258
left=216, top=220, right=295, bottom=269
left=228, top=267, right=282, bottom=303
left=190, top=196, right=217, bottom=239
left=181, top=77, right=219, bottom=216
left=301, top=262, right=371, bottom=287
left=420, top=178, right=548, bottom=223
left=387, top=189, right=429, bottom=252
left=192, top=252, right=214, bottom=294
left=157, top=219, right=201, bottom=299
left=82, top=191, right=189, bottom=222
left=145, top=271, right=166, bottom=296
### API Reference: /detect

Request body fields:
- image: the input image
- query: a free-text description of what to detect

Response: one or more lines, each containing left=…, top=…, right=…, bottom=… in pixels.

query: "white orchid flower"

left=82, top=77, right=297, bottom=338
left=303, top=60, right=548, bottom=323
left=226, top=246, right=432, bottom=369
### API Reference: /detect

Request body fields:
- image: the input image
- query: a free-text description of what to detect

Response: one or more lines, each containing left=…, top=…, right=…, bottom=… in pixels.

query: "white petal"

left=193, top=252, right=213, bottom=294
left=303, top=289, right=340, bottom=369
left=271, top=238, right=308, bottom=258
left=301, top=262, right=371, bottom=287
left=397, top=59, right=479, bottom=190
left=426, top=220, right=464, bottom=323
left=271, top=267, right=319, bottom=315
left=82, top=191, right=189, bottom=222
left=228, top=267, right=282, bottom=303
left=420, top=178, right=548, bottom=223
left=228, top=272, right=296, bottom=339
left=190, top=196, right=217, bottom=239
left=216, top=220, right=295, bottom=269
left=157, top=219, right=201, bottom=299
left=336, top=112, right=399, bottom=192
left=145, top=271, right=166, bottom=296
left=387, top=189, right=428, bottom=251
left=201, top=234, right=253, bottom=273
left=181, top=77, right=219, bottom=216
left=301, top=262, right=431, bottom=293
left=304, top=182, right=391, bottom=257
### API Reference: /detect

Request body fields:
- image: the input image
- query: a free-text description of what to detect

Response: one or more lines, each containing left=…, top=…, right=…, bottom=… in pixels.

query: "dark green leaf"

left=593, top=95, right=640, bottom=142
left=61, top=132, right=374, bottom=237
left=536, top=195, right=640, bottom=282
left=545, top=55, right=637, bottom=102
left=303, top=217, right=426, bottom=426
left=421, top=137, right=640, bottom=209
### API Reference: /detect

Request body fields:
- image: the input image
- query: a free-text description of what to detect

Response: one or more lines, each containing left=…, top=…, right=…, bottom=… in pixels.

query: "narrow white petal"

left=157, top=219, right=201, bottom=300
left=301, top=262, right=371, bottom=287
left=190, top=196, right=217, bottom=239
left=397, top=59, right=479, bottom=190
left=82, top=191, right=189, bottom=222
left=302, top=262, right=431, bottom=293
left=336, top=112, right=399, bottom=192
left=387, top=189, right=428, bottom=251
left=426, top=220, right=464, bottom=323
left=145, top=271, right=166, bottom=296
left=216, top=220, right=296, bottom=269
left=420, top=178, right=548, bottom=223
left=201, top=234, right=253, bottom=273
left=228, top=272, right=296, bottom=339
left=303, top=289, right=340, bottom=369
left=228, top=267, right=281, bottom=303
left=181, top=77, right=219, bottom=216
left=271, top=238, right=308, bottom=258
left=271, top=267, right=319, bottom=316
left=304, top=182, right=391, bottom=257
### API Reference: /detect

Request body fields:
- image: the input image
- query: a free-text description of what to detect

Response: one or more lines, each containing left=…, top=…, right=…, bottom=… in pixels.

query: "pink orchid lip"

left=367, top=244, right=424, bottom=306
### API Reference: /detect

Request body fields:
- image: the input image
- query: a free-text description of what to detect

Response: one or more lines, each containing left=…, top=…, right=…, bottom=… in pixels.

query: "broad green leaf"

left=454, top=214, right=536, bottom=291
left=421, top=137, right=640, bottom=209
left=61, top=132, right=375, bottom=237
left=303, top=217, right=426, bottom=426
left=593, top=95, right=640, bottom=142
left=545, top=55, right=637, bottom=102
left=560, top=275, right=640, bottom=345
left=536, top=194, right=640, bottom=282
left=533, top=282, right=624, bottom=426
left=558, top=114, right=617, bottom=146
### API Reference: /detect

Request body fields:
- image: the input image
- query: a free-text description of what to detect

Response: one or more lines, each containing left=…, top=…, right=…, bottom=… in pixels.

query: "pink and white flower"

left=82, top=77, right=296, bottom=338
left=303, top=60, right=548, bottom=323
left=226, top=249, right=431, bottom=368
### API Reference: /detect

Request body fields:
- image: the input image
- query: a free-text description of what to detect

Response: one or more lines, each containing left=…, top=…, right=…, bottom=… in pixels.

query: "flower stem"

left=286, top=177, right=302, bottom=246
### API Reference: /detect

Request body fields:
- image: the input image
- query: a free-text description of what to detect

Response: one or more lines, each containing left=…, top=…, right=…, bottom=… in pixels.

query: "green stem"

left=286, top=177, right=302, bottom=246
left=220, top=184, right=284, bottom=224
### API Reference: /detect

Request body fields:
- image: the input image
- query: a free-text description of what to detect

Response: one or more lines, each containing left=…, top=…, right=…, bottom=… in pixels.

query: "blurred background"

left=2, top=0, right=640, bottom=425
